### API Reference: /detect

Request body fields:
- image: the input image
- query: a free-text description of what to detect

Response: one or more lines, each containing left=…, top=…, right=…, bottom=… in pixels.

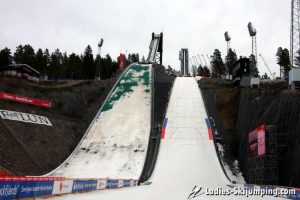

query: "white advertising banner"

left=0, top=109, right=52, bottom=126
left=52, top=180, right=73, bottom=194
left=97, top=179, right=107, bottom=190
left=118, top=180, right=123, bottom=188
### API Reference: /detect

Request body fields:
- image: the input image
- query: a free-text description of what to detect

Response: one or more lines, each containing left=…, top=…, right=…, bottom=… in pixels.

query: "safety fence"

left=0, top=176, right=138, bottom=200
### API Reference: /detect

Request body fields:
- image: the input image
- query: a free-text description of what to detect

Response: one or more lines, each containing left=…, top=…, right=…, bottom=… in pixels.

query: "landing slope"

left=49, top=64, right=152, bottom=179
left=50, top=77, right=234, bottom=199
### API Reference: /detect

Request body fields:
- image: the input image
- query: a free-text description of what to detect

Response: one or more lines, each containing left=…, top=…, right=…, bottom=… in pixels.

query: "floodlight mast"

left=96, top=38, right=104, bottom=80
left=224, top=31, right=231, bottom=54
left=248, top=22, right=257, bottom=60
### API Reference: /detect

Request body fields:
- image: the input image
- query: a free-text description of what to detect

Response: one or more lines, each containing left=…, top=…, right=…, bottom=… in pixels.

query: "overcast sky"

left=0, top=0, right=290, bottom=76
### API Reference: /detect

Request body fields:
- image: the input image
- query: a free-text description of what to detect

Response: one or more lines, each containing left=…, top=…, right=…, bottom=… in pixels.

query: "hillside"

left=200, top=78, right=300, bottom=187
left=0, top=77, right=115, bottom=175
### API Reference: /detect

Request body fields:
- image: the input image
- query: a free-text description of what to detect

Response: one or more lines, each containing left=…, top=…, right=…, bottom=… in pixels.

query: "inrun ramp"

left=48, top=64, right=152, bottom=179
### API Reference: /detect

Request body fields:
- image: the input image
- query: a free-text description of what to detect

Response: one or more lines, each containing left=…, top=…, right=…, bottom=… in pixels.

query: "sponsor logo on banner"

left=123, top=180, right=131, bottom=187
left=72, top=180, right=97, bottom=193
left=0, top=110, right=52, bottom=126
left=130, top=180, right=135, bottom=187
left=0, top=92, right=51, bottom=108
left=96, top=180, right=107, bottom=190
left=118, top=180, right=123, bottom=188
left=52, top=181, right=73, bottom=194
left=107, top=180, right=119, bottom=189
left=0, top=182, right=20, bottom=200
left=17, top=181, right=54, bottom=199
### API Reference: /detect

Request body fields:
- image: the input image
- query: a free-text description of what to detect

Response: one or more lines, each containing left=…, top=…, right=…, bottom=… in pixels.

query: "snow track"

left=48, top=64, right=152, bottom=179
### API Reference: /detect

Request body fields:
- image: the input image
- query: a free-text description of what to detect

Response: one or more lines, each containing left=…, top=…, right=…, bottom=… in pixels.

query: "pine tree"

left=210, top=49, right=225, bottom=78
left=276, top=47, right=291, bottom=76
left=225, top=48, right=237, bottom=75
left=13, top=44, right=36, bottom=66
left=0, top=47, right=12, bottom=66
left=35, top=48, right=44, bottom=72
left=49, top=49, right=63, bottom=79
left=83, top=45, right=95, bottom=79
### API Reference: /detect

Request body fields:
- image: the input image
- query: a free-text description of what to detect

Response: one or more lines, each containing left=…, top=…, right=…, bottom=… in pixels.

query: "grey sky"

left=0, top=0, right=290, bottom=76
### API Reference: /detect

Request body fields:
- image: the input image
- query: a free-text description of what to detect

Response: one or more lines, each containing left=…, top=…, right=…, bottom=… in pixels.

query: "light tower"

left=224, top=31, right=231, bottom=54
left=248, top=22, right=257, bottom=60
left=96, top=38, right=104, bottom=80
left=290, top=0, right=300, bottom=67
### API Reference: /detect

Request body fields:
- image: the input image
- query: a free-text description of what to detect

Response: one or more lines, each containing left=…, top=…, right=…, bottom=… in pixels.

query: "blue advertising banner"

left=106, top=180, right=119, bottom=189
left=72, top=180, right=97, bottom=193
left=123, top=180, right=131, bottom=187
left=17, top=181, right=53, bottom=199
left=0, top=182, right=20, bottom=200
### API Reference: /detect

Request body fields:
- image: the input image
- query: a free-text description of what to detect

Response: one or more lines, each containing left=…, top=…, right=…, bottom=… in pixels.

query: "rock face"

left=200, top=78, right=300, bottom=187
left=0, top=77, right=115, bottom=175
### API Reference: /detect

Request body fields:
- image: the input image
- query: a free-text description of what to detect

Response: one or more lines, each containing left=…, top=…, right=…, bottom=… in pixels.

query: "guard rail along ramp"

left=146, top=32, right=163, bottom=65
left=47, top=63, right=152, bottom=180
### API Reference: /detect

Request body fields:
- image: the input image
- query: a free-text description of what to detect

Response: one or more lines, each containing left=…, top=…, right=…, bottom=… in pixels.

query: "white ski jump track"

left=48, top=63, right=152, bottom=179
left=48, top=77, right=281, bottom=199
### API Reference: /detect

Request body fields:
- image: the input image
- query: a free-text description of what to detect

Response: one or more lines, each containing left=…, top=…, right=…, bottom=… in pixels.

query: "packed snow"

left=49, top=64, right=152, bottom=179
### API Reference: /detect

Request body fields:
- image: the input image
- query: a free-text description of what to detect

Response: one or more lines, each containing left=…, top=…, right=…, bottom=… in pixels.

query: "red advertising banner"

left=119, top=53, right=125, bottom=71
left=248, top=124, right=266, bottom=158
left=0, top=92, right=51, bottom=108
left=257, top=124, right=266, bottom=156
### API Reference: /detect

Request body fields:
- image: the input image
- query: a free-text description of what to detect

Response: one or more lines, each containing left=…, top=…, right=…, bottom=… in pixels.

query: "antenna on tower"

left=290, top=0, right=300, bottom=67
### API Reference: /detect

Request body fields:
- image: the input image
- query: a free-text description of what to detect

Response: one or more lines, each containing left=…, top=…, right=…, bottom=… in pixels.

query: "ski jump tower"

left=179, top=48, right=189, bottom=76
left=146, top=32, right=163, bottom=64
left=290, top=0, right=300, bottom=67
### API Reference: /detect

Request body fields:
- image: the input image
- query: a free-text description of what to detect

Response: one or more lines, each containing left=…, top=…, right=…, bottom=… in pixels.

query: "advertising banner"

left=52, top=180, right=73, bottom=195
left=118, top=180, right=123, bottom=188
left=0, top=92, right=51, bottom=108
left=119, top=53, right=125, bottom=71
left=106, top=180, right=119, bottom=189
left=72, top=180, right=97, bottom=193
left=248, top=124, right=266, bottom=158
left=0, top=182, right=19, bottom=200
left=123, top=180, right=131, bottom=187
left=17, top=181, right=53, bottom=199
left=96, top=179, right=107, bottom=190
left=0, top=110, right=52, bottom=126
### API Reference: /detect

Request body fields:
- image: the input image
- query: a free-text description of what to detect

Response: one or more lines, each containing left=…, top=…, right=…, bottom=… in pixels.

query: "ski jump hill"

left=0, top=33, right=297, bottom=199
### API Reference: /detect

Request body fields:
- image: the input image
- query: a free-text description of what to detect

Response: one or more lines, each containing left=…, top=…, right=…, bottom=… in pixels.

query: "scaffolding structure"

left=290, top=0, right=300, bottom=67
left=247, top=125, right=288, bottom=185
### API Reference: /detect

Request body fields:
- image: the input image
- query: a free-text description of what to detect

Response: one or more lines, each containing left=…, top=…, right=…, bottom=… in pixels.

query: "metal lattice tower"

left=290, top=0, right=300, bottom=67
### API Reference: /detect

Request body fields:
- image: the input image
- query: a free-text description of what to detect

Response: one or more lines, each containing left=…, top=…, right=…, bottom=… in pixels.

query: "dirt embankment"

left=200, top=78, right=300, bottom=187
left=0, top=77, right=115, bottom=175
